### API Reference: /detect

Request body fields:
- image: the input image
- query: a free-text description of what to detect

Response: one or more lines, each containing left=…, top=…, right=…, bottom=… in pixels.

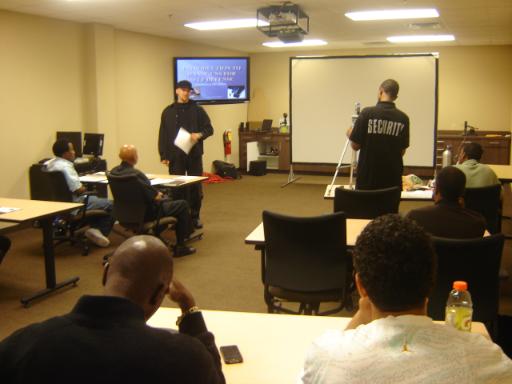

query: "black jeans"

left=158, top=200, right=193, bottom=245
left=169, top=153, right=203, bottom=221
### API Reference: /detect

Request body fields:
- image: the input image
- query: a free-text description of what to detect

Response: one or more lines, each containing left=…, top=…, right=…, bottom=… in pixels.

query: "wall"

left=248, top=45, right=512, bottom=134
left=0, top=11, right=248, bottom=198
left=0, top=12, right=86, bottom=198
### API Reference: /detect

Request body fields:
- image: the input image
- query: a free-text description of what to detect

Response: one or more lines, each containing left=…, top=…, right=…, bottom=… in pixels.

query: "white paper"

left=150, top=178, right=176, bottom=186
left=174, top=127, right=194, bottom=154
left=0, top=206, right=20, bottom=214
left=79, top=174, right=107, bottom=183
left=174, top=176, right=200, bottom=181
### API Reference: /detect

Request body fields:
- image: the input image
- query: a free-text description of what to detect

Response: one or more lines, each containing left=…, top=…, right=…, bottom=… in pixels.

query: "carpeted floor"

left=1, top=173, right=512, bottom=340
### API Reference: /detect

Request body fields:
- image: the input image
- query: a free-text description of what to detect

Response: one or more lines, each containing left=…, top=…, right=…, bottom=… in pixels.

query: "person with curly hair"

left=300, top=214, right=512, bottom=383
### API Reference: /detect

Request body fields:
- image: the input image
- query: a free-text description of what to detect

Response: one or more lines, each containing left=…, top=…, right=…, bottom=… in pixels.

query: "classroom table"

left=147, top=307, right=489, bottom=384
left=245, top=219, right=370, bottom=248
left=0, top=221, right=18, bottom=234
left=489, top=164, right=512, bottom=183
left=0, top=197, right=83, bottom=306
left=324, top=184, right=433, bottom=201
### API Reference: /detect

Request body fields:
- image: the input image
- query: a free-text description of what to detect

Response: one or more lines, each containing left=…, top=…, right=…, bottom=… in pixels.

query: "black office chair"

left=334, top=186, right=401, bottom=219
left=262, top=210, right=351, bottom=315
left=106, top=173, right=177, bottom=240
left=464, top=184, right=502, bottom=234
left=428, top=234, right=504, bottom=338
left=29, top=164, right=108, bottom=255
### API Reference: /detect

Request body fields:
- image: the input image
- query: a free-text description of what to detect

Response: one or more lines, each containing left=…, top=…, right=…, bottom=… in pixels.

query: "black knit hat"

left=176, top=80, right=192, bottom=90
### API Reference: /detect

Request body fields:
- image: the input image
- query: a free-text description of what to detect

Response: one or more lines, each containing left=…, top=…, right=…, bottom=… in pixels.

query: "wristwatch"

left=176, top=305, right=200, bottom=326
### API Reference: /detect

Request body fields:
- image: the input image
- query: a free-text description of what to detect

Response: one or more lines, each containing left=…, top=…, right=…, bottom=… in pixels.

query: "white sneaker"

left=85, top=228, right=110, bottom=247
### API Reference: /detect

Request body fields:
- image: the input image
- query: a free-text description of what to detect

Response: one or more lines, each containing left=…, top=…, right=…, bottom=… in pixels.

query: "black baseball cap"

left=176, top=80, right=192, bottom=90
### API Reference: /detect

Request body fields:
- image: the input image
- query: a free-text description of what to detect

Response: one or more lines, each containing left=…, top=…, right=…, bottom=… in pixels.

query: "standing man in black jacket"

left=159, top=80, right=214, bottom=229
left=0, top=235, right=225, bottom=384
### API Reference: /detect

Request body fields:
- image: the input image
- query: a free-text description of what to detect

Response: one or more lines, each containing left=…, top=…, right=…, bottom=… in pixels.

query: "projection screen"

left=290, top=54, right=438, bottom=167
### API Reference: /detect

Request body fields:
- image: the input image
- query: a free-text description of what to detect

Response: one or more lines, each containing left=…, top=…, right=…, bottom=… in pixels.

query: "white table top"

left=79, top=172, right=207, bottom=186
left=0, top=197, right=83, bottom=223
left=147, top=308, right=489, bottom=384
left=245, top=219, right=371, bottom=247
left=324, top=185, right=433, bottom=200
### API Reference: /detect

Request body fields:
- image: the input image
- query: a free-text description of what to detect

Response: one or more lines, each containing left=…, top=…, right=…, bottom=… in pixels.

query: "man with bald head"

left=0, top=236, right=225, bottom=384
left=110, top=144, right=196, bottom=257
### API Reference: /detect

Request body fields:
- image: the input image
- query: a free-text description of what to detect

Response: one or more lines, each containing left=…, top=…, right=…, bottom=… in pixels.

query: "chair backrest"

left=106, top=173, right=147, bottom=227
left=29, top=164, right=74, bottom=202
left=428, top=234, right=504, bottom=322
left=464, top=185, right=502, bottom=234
left=262, top=210, right=348, bottom=292
left=334, top=186, right=401, bottom=219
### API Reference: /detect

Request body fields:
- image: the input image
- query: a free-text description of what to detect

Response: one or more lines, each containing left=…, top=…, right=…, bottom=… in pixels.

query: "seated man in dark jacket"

left=0, top=235, right=225, bottom=384
left=110, top=144, right=196, bottom=257
left=406, top=166, right=486, bottom=238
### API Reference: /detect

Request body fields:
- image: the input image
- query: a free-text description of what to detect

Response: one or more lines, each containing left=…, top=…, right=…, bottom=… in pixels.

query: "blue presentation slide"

left=176, top=58, right=248, bottom=101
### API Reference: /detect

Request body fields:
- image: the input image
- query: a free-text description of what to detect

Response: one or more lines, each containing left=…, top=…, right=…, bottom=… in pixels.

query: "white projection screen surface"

left=290, top=54, right=437, bottom=166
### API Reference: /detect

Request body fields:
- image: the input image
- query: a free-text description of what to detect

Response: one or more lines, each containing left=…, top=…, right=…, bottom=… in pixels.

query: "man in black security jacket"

left=159, top=80, right=214, bottom=229
left=0, top=235, right=225, bottom=384
left=110, top=144, right=196, bottom=257
left=348, top=79, right=409, bottom=190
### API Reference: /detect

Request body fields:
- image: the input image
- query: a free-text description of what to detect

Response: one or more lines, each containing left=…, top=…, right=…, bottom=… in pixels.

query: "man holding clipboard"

left=158, top=80, right=214, bottom=229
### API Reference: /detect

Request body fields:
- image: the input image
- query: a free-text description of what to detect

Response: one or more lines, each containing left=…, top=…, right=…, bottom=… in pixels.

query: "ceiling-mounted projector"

left=257, top=3, right=309, bottom=43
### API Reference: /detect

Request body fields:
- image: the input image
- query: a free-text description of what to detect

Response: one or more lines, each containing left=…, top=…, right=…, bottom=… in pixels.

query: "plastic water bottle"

left=442, top=145, right=453, bottom=167
left=445, top=281, right=473, bottom=332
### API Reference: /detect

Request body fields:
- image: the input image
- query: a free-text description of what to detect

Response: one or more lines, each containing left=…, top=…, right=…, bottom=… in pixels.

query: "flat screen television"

left=174, top=57, right=250, bottom=104
left=56, top=131, right=82, bottom=157
left=83, top=133, right=104, bottom=157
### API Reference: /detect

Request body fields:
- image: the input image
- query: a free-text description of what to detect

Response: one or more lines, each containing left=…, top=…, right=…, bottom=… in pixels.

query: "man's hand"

left=190, top=133, right=203, bottom=144
left=345, top=296, right=373, bottom=330
left=76, top=186, right=87, bottom=195
left=169, top=279, right=196, bottom=312
left=161, top=159, right=169, bottom=166
left=346, top=127, right=353, bottom=138
left=154, top=191, right=164, bottom=202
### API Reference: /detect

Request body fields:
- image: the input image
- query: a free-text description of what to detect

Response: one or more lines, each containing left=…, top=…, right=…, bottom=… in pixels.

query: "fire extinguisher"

left=223, top=130, right=232, bottom=161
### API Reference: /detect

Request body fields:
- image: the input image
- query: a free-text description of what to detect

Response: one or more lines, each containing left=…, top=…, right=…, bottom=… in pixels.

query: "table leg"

left=255, top=244, right=266, bottom=284
left=20, top=217, right=80, bottom=307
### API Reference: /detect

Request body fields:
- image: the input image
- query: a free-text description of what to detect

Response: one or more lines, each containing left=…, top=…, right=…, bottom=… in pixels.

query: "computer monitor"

left=261, top=119, right=273, bottom=131
left=56, top=131, right=82, bottom=157
left=83, top=133, right=104, bottom=157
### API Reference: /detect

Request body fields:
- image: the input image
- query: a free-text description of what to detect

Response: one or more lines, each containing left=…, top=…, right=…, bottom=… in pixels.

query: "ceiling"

left=1, top=0, right=511, bottom=52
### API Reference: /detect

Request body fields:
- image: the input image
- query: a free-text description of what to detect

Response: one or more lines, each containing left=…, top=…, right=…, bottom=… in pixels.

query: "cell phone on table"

left=220, top=345, right=243, bottom=364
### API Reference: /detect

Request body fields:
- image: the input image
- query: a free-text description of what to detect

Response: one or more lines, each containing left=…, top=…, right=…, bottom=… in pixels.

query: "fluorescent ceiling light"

left=387, top=35, right=455, bottom=43
left=345, top=8, right=439, bottom=21
left=262, top=39, right=327, bottom=48
left=185, top=18, right=268, bottom=31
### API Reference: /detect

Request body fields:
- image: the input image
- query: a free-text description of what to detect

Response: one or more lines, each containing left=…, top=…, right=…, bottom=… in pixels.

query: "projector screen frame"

left=288, top=53, right=439, bottom=168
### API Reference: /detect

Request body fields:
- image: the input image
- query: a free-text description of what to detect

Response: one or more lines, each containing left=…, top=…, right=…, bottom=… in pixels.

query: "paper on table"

left=150, top=178, right=176, bottom=186
left=174, top=127, right=194, bottom=154
left=0, top=206, right=21, bottom=214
